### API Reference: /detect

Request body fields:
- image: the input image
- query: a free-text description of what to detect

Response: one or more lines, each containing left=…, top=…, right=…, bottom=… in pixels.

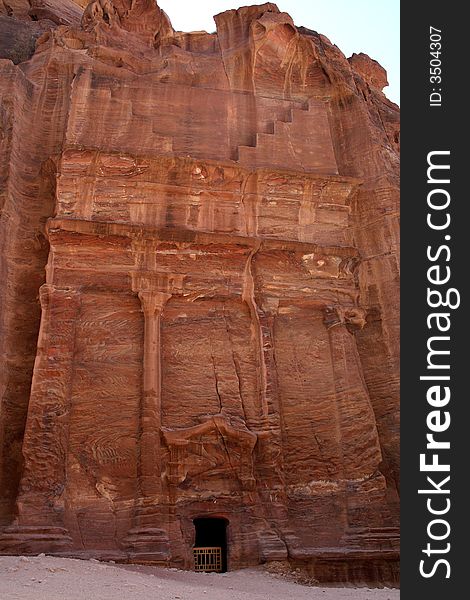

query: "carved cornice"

left=46, top=218, right=360, bottom=260
left=131, top=272, right=184, bottom=297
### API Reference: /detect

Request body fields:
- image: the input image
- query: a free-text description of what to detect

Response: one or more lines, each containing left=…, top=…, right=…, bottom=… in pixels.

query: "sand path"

left=0, top=555, right=399, bottom=600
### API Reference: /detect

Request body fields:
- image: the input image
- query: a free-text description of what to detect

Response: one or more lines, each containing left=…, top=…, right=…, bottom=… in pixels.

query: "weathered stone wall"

left=0, top=1, right=399, bottom=585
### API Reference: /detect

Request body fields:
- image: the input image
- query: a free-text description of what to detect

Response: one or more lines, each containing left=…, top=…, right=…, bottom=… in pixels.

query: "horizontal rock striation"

left=0, top=0, right=399, bottom=586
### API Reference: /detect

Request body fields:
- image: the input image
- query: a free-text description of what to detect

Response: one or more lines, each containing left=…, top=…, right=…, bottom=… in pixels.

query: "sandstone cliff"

left=0, top=0, right=399, bottom=585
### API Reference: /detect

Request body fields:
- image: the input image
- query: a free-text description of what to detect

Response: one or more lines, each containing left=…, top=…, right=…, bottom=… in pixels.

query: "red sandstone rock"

left=0, top=1, right=399, bottom=586
left=0, top=0, right=82, bottom=63
left=348, top=52, right=389, bottom=91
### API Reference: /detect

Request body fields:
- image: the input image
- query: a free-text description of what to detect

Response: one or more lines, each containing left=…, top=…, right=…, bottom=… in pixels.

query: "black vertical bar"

left=401, top=1, right=466, bottom=597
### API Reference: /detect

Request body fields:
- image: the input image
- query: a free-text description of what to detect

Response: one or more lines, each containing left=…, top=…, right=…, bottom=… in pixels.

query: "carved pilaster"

left=122, top=284, right=172, bottom=560
left=254, top=304, right=285, bottom=484
left=137, top=290, right=171, bottom=496
left=323, top=305, right=381, bottom=480
left=122, top=264, right=180, bottom=558
left=242, top=246, right=269, bottom=426
left=0, top=285, right=81, bottom=553
left=19, top=285, right=81, bottom=521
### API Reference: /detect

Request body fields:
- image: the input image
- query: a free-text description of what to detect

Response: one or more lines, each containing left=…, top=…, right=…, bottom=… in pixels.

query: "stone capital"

left=344, top=307, right=367, bottom=332
left=131, top=272, right=184, bottom=298
left=138, top=290, right=172, bottom=316
left=323, top=305, right=367, bottom=331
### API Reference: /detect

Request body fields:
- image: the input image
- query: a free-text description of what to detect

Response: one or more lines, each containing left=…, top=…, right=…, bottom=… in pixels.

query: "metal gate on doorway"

left=193, top=546, right=223, bottom=572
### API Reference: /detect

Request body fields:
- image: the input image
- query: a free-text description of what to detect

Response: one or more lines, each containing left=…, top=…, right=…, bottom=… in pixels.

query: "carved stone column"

left=323, top=306, right=382, bottom=479
left=123, top=287, right=171, bottom=562
left=138, top=290, right=171, bottom=496
left=324, top=305, right=398, bottom=548
left=0, top=284, right=81, bottom=553
left=251, top=301, right=291, bottom=562
left=242, top=245, right=269, bottom=427
left=255, top=306, right=285, bottom=486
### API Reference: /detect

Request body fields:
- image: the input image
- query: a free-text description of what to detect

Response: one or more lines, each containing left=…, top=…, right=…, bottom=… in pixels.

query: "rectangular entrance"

left=193, top=517, right=228, bottom=572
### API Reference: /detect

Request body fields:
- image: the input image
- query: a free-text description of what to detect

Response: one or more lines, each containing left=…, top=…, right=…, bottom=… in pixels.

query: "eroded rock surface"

left=0, top=0, right=399, bottom=586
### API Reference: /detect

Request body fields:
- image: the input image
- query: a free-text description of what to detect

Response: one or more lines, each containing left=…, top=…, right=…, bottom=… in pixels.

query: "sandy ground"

left=0, top=555, right=399, bottom=600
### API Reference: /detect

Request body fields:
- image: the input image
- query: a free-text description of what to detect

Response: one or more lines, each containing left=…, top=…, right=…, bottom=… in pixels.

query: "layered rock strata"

left=0, top=0, right=400, bottom=585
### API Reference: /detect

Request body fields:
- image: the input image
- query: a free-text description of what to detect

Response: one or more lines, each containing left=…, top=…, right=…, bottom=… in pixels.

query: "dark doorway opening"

left=193, top=517, right=228, bottom=572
